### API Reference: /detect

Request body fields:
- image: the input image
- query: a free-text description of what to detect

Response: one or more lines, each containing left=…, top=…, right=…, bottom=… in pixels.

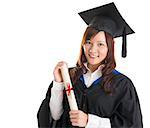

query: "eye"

left=97, top=43, right=104, bottom=46
left=85, top=40, right=91, bottom=44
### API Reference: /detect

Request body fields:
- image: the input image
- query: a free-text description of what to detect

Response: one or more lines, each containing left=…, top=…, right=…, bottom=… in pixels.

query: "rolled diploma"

left=60, top=63, right=78, bottom=110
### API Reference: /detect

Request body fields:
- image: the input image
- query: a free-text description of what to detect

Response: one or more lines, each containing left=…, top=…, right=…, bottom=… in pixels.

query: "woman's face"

left=83, top=31, right=108, bottom=66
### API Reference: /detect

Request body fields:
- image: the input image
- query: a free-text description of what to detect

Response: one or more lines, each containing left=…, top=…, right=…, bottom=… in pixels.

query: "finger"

left=69, top=110, right=79, bottom=115
left=57, top=62, right=63, bottom=67
left=70, top=114, right=78, bottom=119
left=72, top=122, right=78, bottom=127
left=70, top=118, right=79, bottom=126
left=56, top=63, right=63, bottom=69
left=70, top=113, right=77, bottom=117
left=58, top=61, right=66, bottom=65
left=58, top=62, right=66, bottom=68
left=70, top=118, right=78, bottom=123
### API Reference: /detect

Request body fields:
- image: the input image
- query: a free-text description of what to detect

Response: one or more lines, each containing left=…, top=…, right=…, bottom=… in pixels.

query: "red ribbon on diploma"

left=65, top=83, right=73, bottom=96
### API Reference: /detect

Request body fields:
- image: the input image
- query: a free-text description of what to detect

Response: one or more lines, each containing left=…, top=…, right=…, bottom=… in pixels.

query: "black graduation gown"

left=37, top=69, right=143, bottom=128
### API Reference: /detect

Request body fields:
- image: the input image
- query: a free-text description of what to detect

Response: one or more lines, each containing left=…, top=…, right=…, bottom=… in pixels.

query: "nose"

left=89, top=44, right=97, bottom=53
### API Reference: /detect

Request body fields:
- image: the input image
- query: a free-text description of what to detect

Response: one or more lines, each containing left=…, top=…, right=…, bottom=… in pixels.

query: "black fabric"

left=78, top=2, right=134, bottom=38
left=37, top=82, right=54, bottom=128
left=37, top=69, right=143, bottom=128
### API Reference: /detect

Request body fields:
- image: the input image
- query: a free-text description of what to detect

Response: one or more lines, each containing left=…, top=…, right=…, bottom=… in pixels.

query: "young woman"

left=37, top=2, right=143, bottom=128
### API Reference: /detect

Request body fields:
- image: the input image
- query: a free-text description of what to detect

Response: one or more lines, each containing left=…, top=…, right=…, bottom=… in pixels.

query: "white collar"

left=83, top=62, right=104, bottom=87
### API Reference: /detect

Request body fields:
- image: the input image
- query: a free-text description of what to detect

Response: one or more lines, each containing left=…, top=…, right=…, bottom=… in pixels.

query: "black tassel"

left=122, top=27, right=127, bottom=57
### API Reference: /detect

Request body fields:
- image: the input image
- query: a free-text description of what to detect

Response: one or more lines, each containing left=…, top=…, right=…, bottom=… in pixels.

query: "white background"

left=0, top=0, right=149, bottom=127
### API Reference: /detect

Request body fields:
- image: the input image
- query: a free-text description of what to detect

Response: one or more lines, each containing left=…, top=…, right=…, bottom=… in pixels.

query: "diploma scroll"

left=60, top=63, right=78, bottom=110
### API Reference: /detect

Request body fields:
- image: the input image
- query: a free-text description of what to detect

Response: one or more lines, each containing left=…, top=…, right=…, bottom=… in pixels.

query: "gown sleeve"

left=110, top=78, right=143, bottom=128
left=37, top=67, right=75, bottom=128
left=37, top=82, right=56, bottom=128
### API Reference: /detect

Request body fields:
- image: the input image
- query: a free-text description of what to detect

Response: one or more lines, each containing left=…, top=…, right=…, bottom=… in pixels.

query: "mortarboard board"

left=78, top=2, right=135, bottom=57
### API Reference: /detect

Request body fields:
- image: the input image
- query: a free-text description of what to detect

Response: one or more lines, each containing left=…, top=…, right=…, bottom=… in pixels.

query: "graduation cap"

left=78, top=2, right=135, bottom=57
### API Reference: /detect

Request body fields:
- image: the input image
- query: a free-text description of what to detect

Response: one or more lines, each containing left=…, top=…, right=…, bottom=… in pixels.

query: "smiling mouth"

left=89, top=54, right=99, bottom=58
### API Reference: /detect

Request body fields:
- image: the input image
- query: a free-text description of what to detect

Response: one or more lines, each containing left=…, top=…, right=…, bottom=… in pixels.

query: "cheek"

left=99, top=48, right=108, bottom=57
left=83, top=46, right=89, bottom=54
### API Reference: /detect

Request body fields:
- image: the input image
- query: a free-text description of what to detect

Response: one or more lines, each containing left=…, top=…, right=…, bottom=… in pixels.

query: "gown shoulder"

left=110, top=70, right=143, bottom=128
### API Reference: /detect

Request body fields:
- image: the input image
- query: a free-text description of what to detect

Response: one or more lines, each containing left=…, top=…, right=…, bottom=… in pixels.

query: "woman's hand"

left=53, top=61, right=67, bottom=83
left=69, top=110, right=88, bottom=127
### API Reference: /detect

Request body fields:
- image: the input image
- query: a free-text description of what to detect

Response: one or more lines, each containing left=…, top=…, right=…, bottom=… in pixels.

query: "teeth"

left=89, top=54, right=98, bottom=58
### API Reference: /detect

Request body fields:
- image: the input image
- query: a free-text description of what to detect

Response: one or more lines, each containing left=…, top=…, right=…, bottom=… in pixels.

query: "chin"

left=88, top=60, right=101, bottom=66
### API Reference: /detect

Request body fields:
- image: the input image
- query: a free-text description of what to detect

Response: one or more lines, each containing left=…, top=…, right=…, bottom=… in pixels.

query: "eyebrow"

left=97, top=41, right=106, bottom=43
left=86, top=40, right=105, bottom=42
left=86, top=40, right=106, bottom=44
